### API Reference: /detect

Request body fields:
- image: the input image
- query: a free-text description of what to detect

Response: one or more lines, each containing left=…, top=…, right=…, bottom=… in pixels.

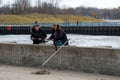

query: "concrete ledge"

left=0, top=43, right=120, bottom=76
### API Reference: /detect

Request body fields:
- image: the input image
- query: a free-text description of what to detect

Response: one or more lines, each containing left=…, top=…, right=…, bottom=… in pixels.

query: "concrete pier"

left=0, top=43, right=120, bottom=76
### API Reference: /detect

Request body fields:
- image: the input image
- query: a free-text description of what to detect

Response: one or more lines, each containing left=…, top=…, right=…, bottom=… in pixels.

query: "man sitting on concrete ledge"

left=31, top=23, right=47, bottom=44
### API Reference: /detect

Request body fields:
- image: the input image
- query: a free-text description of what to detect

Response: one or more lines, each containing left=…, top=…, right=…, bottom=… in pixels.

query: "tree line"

left=0, top=0, right=120, bottom=19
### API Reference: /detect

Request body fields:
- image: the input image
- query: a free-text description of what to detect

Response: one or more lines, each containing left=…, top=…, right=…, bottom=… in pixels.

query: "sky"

left=60, top=0, right=120, bottom=9
left=1, top=0, right=120, bottom=9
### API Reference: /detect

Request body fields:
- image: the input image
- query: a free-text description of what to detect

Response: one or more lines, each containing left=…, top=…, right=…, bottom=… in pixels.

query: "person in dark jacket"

left=48, top=24, right=68, bottom=46
left=31, top=24, right=47, bottom=44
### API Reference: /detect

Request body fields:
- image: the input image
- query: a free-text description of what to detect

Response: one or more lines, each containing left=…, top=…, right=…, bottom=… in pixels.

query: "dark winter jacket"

left=31, top=28, right=47, bottom=44
left=49, top=29, right=68, bottom=46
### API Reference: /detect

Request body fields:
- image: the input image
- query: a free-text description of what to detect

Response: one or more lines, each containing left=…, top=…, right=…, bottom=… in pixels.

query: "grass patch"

left=0, top=13, right=103, bottom=24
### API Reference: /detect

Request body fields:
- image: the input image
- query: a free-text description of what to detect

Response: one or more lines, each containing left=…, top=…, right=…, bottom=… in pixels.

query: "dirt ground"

left=0, top=65, right=120, bottom=80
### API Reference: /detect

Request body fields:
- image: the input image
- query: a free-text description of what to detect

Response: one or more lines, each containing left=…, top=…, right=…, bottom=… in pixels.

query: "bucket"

left=55, top=40, right=62, bottom=46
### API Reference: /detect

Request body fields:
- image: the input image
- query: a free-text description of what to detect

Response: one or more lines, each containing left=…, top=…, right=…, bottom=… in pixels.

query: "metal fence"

left=0, top=22, right=120, bottom=35
left=0, top=22, right=120, bottom=27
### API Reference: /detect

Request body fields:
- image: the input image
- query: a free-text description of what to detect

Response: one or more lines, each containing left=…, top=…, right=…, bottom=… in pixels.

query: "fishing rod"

left=41, top=39, right=70, bottom=67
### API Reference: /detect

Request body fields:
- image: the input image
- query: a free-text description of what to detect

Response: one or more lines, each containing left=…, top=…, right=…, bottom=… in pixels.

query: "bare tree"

left=48, top=0, right=61, bottom=7
left=49, top=0, right=61, bottom=14
left=36, top=0, right=43, bottom=13
left=34, top=0, right=62, bottom=14
left=2, top=3, right=11, bottom=14
left=39, top=0, right=61, bottom=14
left=36, top=0, right=42, bottom=7
left=12, top=0, right=31, bottom=14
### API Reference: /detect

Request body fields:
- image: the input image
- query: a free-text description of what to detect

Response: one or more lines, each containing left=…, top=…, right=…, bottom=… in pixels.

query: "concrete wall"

left=0, top=43, right=120, bottom=76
